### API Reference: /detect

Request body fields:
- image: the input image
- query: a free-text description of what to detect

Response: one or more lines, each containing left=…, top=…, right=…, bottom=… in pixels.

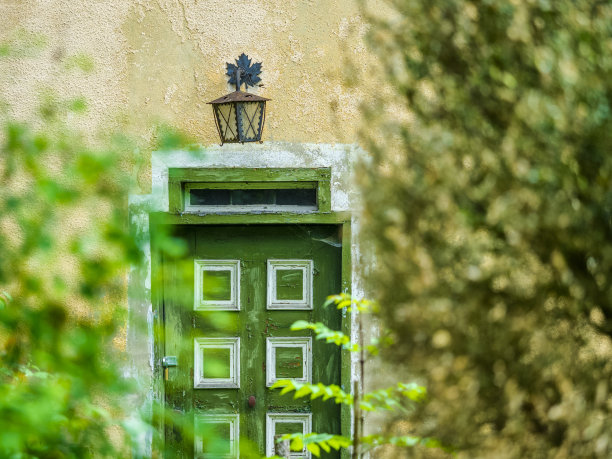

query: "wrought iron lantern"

left=208, top=54, right=270, bottom=145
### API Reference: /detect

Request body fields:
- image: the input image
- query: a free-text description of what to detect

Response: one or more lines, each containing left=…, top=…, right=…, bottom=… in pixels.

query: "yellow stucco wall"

left=0, top=0, right=383, bottom=343
left=0, top=3, right=391, bottom=448
left=1, top=0, right=376, bottom=158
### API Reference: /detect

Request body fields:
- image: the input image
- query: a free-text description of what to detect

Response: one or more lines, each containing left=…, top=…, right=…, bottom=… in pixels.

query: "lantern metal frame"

left=207, top=54, right=270, bottom=145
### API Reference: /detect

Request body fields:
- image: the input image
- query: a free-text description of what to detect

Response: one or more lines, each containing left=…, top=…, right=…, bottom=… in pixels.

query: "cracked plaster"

left=2, top=0, right=381, bottom=453
left=2, top=0, right=381, bottom=163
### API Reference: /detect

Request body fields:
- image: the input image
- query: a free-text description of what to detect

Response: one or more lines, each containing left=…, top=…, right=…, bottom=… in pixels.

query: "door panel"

left=163, top=225, right=342, bottom=458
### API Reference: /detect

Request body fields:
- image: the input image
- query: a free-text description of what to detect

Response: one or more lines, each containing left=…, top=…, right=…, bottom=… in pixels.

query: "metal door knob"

left=248, top=395, right=256, bottom=408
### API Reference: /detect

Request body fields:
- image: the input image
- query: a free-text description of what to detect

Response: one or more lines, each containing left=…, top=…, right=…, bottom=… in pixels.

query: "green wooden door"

left=162, top=225, right=342, bottom=458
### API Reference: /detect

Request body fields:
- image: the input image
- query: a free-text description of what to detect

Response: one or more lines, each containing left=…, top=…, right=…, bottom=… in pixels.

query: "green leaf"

left=294, top=386, right=312, bottom=398
left=271, top=380, right=353, bottom=405
left=289, top=320, right=356, bottom=350
left=290, top=436, right=303, bottom=452
left=290, top=320, right=311, bottom=330
left=306, top=443, right=321, bottom=456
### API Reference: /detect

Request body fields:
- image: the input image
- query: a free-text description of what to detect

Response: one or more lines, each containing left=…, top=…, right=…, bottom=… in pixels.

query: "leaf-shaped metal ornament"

left=226, top=53, right=263, bottom=90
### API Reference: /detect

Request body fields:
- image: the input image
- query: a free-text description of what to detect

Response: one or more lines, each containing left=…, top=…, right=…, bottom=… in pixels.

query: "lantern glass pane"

left=238, top=102, right=263, bottom=141
left=215, top=103, right=238, bottom=142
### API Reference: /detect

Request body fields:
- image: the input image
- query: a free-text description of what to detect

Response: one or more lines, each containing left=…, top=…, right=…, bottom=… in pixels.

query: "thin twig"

left=352, top=305, right=366, bottom=459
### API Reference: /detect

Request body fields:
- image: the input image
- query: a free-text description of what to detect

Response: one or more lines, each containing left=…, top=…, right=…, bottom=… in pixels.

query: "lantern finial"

left=226, top=53, right=262, bottom=91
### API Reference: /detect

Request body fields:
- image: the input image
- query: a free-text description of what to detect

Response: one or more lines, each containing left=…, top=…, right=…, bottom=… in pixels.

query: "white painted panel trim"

left=265, top=412, right=312, bottom=459
left=266, top=337, right=312, bottom=387
left=194, top=337, right=240, bottom=389
left=267, top=259, right=313, bottom=310
left=194, top=260, right=240, bottom=311
left=194, top=413, right=240, bottom=459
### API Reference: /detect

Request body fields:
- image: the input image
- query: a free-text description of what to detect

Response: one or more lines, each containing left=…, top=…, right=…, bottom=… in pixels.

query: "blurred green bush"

left=358, top=1, right=612, bottom=457
left=0, top=37, right=196, bottom=455
left=0, top=108, right=140, bottom=456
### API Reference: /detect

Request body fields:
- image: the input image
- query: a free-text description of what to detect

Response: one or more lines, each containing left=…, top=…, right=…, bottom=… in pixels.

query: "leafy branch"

left=270, top=295, right=446, bottom=458
left=276, top=433, right=352, bottom=457
left=323, top=293, right=379, bottom=313
left=271, top=379, right=426, bottom=413
left=271, top=432, right=444, bottom=458
left=271, top=380, right=353, bottom=406
left=290, top=320, right=358, bottom=351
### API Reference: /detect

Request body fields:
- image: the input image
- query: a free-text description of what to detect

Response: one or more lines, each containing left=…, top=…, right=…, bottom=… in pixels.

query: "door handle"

left=248, top=395, right=256, bottom=408
left=163, top=356, right=178, bottom=381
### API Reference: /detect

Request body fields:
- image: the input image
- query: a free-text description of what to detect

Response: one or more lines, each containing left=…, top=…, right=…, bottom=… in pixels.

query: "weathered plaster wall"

left=0, top=1, right=130, bottom=135
left=125, top=0, right=371, bottom=146
left=3, top=1, right=379, bottom=453
left=2, top=0, right=376, bottom=153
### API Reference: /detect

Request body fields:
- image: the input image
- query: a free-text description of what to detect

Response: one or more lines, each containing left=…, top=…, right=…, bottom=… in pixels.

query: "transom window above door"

left=185, top=183, right=317, bottom=212
left=167, top=168, right=332, bottom=214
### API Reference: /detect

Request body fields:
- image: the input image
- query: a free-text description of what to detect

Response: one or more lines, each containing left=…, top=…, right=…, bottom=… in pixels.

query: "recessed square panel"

left=203, top=270, right=232, bottom=302
left=266, top=337, right=312, bottom=386
left=195, top=260, right=240, bottom=311
left=276, top=269, right=304, bottom=300
left=203, top=348, right=231, bottom=379
left=267, top=260, right=313, bottom=310
left=195, top=337, right=240, bottom=389
left=266, top=413, right=312, bottom=459
left=275, top=346, right=304, bottom=379
left=194, top=413, right=239, bottom=459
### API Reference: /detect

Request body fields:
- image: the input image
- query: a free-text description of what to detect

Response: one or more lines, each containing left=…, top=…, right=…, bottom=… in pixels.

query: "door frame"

left=150, top=167, right=352, bottom=458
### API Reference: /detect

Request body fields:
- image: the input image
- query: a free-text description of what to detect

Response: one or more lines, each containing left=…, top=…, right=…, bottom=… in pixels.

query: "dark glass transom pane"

left=275, top=188, right=316, bottom=206
left=232, top=189, right=275, bottom=205
left=188, top=188, right=317, bottom=208
left=190, top=189, right=231, bottom=206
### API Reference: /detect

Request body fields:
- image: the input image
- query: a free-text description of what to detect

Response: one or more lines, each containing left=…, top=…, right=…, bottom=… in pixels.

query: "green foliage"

left=0, top=29, right=46, bottom=58
left=272, top=380, right=354, bottom=405
left=63, top=53, right=95, bottom=73
left=0, top=98, right=203, bottom=459
left=291, top=320, right=358, bottom=351
left=0, top=41, right=196, bottom=454
left=271, top=294, right=441, bottom=458
left=155, top=123, right=201, bottom=153
left=361, top=435, right=445, bottom=451
left=361, top=383, right=427, bottom=411
left=324, top=293, right=379, bottom=313
left=272, top=378, right=426, bottom=414
left=359, top=0, right=612, bottom=457
left=0, top=107, right=139, bottom=456
left=280, top=433, right=351, bottom=457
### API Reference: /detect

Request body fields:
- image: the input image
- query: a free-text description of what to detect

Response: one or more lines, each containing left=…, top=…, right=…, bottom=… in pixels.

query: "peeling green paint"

left=161, top=225, right=344, bottom=457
